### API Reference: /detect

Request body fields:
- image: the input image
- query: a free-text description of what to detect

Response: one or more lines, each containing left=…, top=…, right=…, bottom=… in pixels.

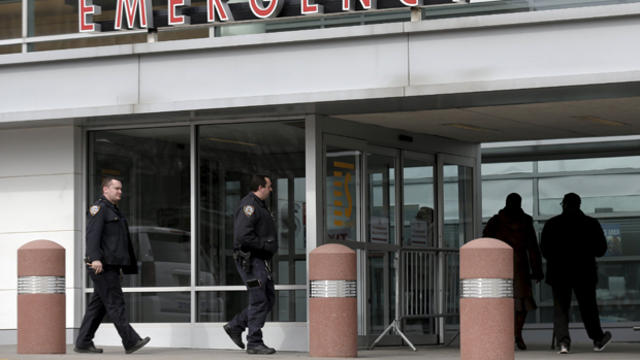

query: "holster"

left=233, top=250, right=252, bottom=273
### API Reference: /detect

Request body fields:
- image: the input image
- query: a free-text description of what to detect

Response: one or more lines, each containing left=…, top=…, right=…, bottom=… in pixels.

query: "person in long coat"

left=483, top=193, right=544, bottom=350
left=540, top=192, right=611, bottom=354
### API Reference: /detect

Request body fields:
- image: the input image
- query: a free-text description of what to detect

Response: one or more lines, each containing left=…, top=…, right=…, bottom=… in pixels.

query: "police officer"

left=74, top=176, right=150, bottom=354
left=224, top=174, right=278, bottom=355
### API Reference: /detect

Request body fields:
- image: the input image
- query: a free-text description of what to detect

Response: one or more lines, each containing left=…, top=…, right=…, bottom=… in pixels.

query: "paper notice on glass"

left=410, top=219, right=428, bottom=246
left=370, top=216, right=389, bottom=243
left=602, top=223, right=622, bottom=256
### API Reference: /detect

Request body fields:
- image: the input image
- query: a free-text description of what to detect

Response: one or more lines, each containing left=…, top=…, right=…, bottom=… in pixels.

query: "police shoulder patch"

left=89, top=205, right=101, bottom=216
left=243, top=205, right=255, bottom=217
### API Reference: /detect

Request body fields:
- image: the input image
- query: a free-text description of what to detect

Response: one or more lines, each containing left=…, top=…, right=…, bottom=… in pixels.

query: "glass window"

left=90, top=292, right=191, bottom=323
left=197, top=121, right=306, bottom=286
left=367, top=251, right=395, bottom=332
left=481, top=161, right=533, bottom=176
left=366, top=152, right=395, bottom=244
left=89, top=127, right=191, bottom=288
left=443, top=164, right=474, bottom=248
left=538, top=174, right=640, bottom=215
left=402, top=159, right=435, bottom=247
left=539, top=156, right=640, bottom=173
left=326, top=146, right=361, bottom=243
left=0, top=0, right=21, bottom=39
left=31, top=34, right=147, bottom=52
left=482, top=179, right=533, bottom=219
left=197, top=290, right=307, bottom=322
left=0, top=45, right=21, bottom=55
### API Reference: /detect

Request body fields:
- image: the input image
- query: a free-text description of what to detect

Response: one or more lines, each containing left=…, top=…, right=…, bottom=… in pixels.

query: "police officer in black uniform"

left=224, top=174, right=278, bottom=355
left=74, top=176, right=150, bottom=354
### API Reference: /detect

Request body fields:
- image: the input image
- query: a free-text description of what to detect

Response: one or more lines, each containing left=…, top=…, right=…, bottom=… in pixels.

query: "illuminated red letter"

left=399, top=0, right=421, bottom=6
left=342, top=0, right=376, bottom=11
left=249, top=0, right=283, bottom=19
left=169, top=0, right=191, bottom=25
left=79, top=0, right=101, bottom=32
left=207, top=0, right=233, bottom=22
left=115, top=0, right=153, bottom=29
left=301, top=0, right=323, bottom=14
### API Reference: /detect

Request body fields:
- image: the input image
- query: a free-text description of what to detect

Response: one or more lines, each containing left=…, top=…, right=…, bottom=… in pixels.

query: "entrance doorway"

left=323, top=135, right=476, bottom=346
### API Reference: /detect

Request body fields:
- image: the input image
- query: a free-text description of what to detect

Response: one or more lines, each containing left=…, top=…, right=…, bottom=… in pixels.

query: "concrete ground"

left=1, top=343, right=640, bottom=360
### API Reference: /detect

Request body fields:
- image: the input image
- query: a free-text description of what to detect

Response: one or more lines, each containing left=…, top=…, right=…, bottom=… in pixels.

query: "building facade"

left=1, top=0, right=640, bottom=350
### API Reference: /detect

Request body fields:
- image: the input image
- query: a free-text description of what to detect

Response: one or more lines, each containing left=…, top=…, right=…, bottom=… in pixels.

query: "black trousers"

left=552, top=283, right=604, bottom=346
left=227, top=257, right=275, bottom=347
left=76, top=266, right=141, bottom=350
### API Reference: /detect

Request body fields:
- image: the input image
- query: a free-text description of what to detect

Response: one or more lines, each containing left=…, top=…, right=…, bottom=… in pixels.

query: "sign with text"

left=79, top=0, right=423, bottom=32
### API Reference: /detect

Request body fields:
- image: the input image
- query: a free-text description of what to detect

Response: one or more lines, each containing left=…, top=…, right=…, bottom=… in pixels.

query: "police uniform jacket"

left=233, top=193, right=277, bottom=260
left=86, top=195, right=138, bottom=274
left=540, top=209, right=607, bottom=287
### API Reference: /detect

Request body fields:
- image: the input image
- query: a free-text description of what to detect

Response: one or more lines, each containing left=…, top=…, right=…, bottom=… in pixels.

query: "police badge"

left=243, top=205, right=255, bottom=217
left=89, top=205, right=101, bottom=216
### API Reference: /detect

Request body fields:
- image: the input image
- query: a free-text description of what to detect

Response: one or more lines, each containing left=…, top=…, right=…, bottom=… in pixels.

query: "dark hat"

left=561, top=193, right=581, bottom=208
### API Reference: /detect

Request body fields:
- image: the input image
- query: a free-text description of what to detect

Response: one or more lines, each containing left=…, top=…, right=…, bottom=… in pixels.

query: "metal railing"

left=370, top=247, right=459, bottom=350
left=2, top=0, right=640, bottom=55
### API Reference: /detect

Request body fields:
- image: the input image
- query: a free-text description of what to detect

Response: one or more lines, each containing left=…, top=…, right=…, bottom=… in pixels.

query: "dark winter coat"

left=540, top=209, right=607, bottom=286
left=483, top=208, right=544, bottom=300
left=85, top=195, right=138, bottom=274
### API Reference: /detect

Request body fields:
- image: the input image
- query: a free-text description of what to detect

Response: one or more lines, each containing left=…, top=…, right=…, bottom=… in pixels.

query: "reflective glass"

left=197, top=290, right=306, bottom=322
left=0, top=0, right=21, bottom=39
left=367, top=153, right=395, bottom=244
left=482, top=179, right=533, bottom=219
left=89, top=292, right=191, bottom=323
left=197, top=121, right=306, bottom=286
left=88, top=127, right=191, bottom=287
left=402, top=160, right=435, bottom=247
left=443, top=164, right=474, bottom=248
left=367, top=251, right=395, bottom=333
left=538, top=174, right=640, bottom=215
left=0, top=44, right=21, bottom=55
left=481, top=161, right=533, bottom=175
left=326, top=146, right=360, bottom=242
left=539, top=156, right=640, bottom=173
left=31, top=34, right=147, bottom=52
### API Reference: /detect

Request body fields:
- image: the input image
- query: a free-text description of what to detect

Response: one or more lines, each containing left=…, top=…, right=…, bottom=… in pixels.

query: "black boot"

left=224, top=324, right=245, bottom=349
left=247, top=343, right=276, bottom=355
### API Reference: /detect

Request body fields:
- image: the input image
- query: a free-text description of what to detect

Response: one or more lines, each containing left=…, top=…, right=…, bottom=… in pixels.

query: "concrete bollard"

left=308, top=244, right=357, bottom=357
left=17, top=240, right=66, bottom=354
left=460, top=238, right=513, bottom=360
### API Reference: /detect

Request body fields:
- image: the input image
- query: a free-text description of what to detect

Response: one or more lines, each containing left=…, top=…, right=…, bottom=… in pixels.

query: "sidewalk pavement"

left=1, top=343, right=639, bottom=360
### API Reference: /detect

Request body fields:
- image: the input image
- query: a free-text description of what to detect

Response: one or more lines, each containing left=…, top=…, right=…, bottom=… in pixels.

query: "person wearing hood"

left=483, top=193, right=543, bottom=350
left=540, top=192, right=611, bottom=354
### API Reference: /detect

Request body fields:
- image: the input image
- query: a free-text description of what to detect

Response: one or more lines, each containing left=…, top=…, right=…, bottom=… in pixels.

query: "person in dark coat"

left=75, top=176, right=150, bottom=354
left=540, top=192, right=611, bottom=354
left=224, top=174, right=278, bottom=355
left=483, top=193, right=543, bottom=350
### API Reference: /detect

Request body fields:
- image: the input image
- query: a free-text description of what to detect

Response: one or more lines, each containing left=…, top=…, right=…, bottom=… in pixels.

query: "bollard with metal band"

left=460, top=238, right=513, bottom=360
left=17, top=240, right=66, bottom=354
left=309, top=244, right=357, bottom=357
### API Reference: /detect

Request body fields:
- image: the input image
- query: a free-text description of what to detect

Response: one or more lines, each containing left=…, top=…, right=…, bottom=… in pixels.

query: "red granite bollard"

left=460, top=238, right=513, bottom=360
left=17, top=240, right=66, bottom=354
left=309, top=244, right=357, bottom=357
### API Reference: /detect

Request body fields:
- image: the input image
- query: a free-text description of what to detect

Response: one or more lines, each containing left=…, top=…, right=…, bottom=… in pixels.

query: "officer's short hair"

left=249, top=174, right=270, bottom=192
left=101, top=176, right=121, bottom=189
